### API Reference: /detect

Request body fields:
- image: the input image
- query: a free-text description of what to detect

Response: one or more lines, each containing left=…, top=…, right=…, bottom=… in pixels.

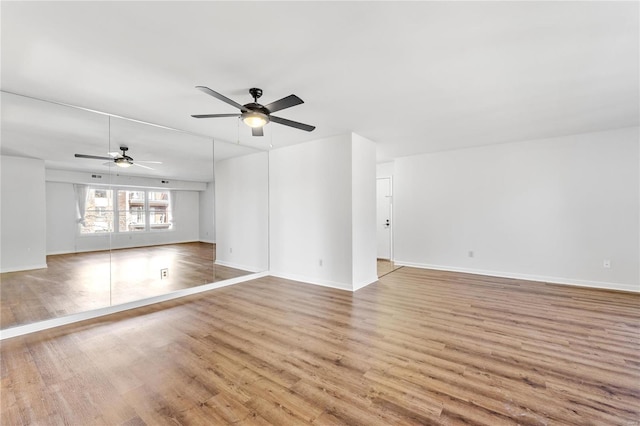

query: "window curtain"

left=169, top=190, right=176, bottom=226
left=73, top=184, right=88, bottom=226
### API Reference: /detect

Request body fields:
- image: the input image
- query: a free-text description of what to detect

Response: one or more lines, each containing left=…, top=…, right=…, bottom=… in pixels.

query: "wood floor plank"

left=2, top=267, right=639, bottom=425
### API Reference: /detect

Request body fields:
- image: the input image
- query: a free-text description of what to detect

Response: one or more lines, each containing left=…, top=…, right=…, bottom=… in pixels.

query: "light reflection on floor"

left=0, top=242, right=250, bottom=329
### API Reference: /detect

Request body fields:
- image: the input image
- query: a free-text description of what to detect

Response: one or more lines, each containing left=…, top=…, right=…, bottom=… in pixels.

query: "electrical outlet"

left=319, top=259, right=323, bottom=267
left=229, top=247, right=233, bottom=253
left=160, top=268, right=168, bottom=279
left=603, top=260, right=611, bottom=269
left=468, top=250, right=474, bottom=258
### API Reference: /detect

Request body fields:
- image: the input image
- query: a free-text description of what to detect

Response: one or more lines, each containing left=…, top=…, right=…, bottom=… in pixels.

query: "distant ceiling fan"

left=75, top=146, right=161, bottom=170
left=191, top=86, right=316, bottom=136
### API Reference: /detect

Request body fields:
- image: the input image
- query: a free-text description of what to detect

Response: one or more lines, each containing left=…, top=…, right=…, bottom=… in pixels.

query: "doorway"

left=376, top=177, right=401, bottom=277
left=376, top=177, right=392, bottom=260
left=377, top=176, right=398, bottom=278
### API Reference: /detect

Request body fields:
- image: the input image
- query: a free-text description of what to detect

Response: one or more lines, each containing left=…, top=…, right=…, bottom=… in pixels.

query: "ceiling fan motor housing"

left=115, top=146, right=133, bottom=165
left=243, top=102, right=270, bottom=115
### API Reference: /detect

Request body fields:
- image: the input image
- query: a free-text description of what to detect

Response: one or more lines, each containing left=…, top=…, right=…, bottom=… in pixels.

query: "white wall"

left=215, top=151, right=269, bottom=272
left=270, top=134, right=354, bottom=289
left=1, top=156, right=47, bottom=272
left=269, top=133, right=377, bottom=291
left=46, top=182, right=80, bottom=254
left=394, top=127, right=639, bottom=292
left=45, top=181, right=201, bottom=254
left=46, top=169, right=206, bottom=191
left=199, top=182, right=215, bottom=243
left=377, top=161, right=395, bottom=178
left=352, top=134, right=378, bottom=289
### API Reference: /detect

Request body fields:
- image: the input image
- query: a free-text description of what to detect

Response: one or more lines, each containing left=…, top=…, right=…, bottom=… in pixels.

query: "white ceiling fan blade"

left=135, top=160, right=162, bottom=164
left=108, top=152, right=120, bottom=157
left=133, top=163, right=154, bottom=170
left=102, top=161, right=115, bottom=167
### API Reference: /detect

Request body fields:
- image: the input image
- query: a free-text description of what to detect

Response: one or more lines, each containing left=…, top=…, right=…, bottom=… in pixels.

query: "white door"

left=376, top=177, right=392, bottom=260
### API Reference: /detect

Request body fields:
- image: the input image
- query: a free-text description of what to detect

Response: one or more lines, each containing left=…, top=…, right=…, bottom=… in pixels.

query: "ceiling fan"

left=191, top=86, right=316, bottom=136
left=74, top=146, right=162, bottom=170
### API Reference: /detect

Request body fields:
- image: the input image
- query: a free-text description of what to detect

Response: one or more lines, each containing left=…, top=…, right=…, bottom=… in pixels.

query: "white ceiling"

left=1, top=1, right=638, bottom=176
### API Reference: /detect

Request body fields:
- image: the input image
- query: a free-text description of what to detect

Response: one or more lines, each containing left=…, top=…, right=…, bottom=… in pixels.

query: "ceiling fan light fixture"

left=242, top=111, right=269, bottom=128
left=115, top=157, right=133, bottom=168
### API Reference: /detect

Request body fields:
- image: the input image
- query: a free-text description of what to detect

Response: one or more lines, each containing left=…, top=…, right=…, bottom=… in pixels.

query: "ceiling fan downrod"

left=249, top=87, right=263, bottom=103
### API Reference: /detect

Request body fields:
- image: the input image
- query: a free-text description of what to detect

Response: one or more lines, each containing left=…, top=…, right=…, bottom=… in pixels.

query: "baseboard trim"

left=0, top=263, right=48, bottom=273
left=353, top=276, right=379, bottom=291
left=269, top=271, right=353, bottom=291
left=394, top=261, right=639, bottom=293
left=215, top=260, right=264, bottom=273
left=0, top=271, right=269, bottom=340
left=46, top=240, right=206, bottom=257
left=268, top=273, right=378, bottom=292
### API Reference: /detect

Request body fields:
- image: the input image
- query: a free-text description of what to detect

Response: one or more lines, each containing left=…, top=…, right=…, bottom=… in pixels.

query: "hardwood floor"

left=0, top=243, right=251, bottom=329
left=377, top=259, right=402, bottom=277
left=1, top=267, right=639, bottom=425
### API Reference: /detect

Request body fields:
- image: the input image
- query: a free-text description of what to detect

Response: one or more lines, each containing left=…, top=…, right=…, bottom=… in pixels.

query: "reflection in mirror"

left=103, top=117, right=260, bottom=305
left=0, top=91, right=268, bottom=331
left=1, top=92, right=112, bottom=328
left=93, top=116, right=220, bottom=305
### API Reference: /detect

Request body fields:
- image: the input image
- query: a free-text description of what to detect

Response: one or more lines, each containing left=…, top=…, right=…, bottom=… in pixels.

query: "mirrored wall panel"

left=0, top=91, right=269, bottom=330
left=1, top=92, right=112, bottom=327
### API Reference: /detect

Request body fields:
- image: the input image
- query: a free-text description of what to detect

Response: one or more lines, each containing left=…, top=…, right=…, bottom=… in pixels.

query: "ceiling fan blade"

left=133, top=163, right=154, bottom=170
left=252, top=127, right=264, bottom=137
left=108, top=152, right=121, bottom=157
left=264, top=94, right=303, bottom=114
left=195, top=86, right=247, bottom=112
left=75, top=154, right=113, bottom=160
left=269, top=115, right=316, bottom=132
left=135, top=160, right=163, bottom=164
left=191, top=113, right=241, bottom=119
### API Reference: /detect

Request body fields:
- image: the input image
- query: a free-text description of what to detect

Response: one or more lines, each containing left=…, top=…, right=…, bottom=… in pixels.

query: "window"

left=118, top=190, right=146, bottom=232
left=149, top=191, right=171, bottom=230
left=80, top=187, right=172, bottom=234
left=82, top=188, right=115, bottom=233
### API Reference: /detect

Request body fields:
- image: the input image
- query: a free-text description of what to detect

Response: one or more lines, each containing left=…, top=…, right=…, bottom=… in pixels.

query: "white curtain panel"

left=169, top=190, right=176, bottom=226
left=73, top=184, right=88, bottom=225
